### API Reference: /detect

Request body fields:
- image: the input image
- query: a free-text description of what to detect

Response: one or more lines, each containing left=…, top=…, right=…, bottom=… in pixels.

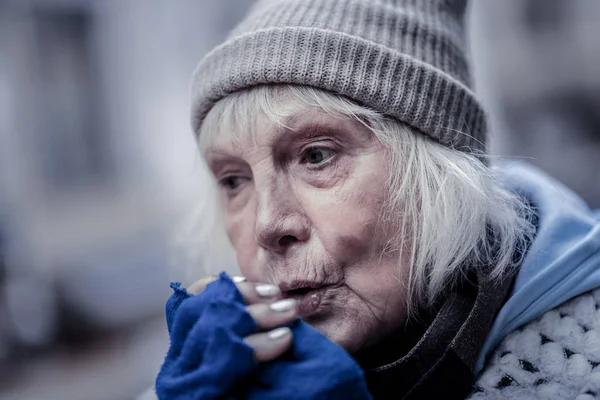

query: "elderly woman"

left=154, top=0, right=600, bottom=399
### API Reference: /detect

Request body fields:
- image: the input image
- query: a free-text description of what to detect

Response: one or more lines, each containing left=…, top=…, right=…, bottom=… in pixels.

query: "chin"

left=303, top=315, right=366, bottom=354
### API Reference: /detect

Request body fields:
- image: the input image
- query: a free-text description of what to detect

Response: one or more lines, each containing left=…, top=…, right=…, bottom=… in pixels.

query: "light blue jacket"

left=477, top=162, right=600, bottom=372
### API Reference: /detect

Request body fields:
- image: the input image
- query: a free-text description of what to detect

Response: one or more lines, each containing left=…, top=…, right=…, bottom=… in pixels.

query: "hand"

left=156, top=273, right=373, bottom=400
left=187, top=275, right=298, bottom=362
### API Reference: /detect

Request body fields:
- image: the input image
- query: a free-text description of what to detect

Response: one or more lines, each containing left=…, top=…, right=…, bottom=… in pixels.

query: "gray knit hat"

left=191, top=0, right=487, bottom=154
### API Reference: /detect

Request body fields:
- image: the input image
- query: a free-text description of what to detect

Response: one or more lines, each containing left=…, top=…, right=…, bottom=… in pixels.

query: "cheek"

left=303, top=157, right=390, bottom=263
left=224, top=204, right=263, bottom=281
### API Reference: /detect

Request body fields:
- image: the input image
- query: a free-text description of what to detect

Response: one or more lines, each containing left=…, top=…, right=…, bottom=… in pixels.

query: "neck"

left=354, top=270, right=514, bottom=400
left=353, top=302, right=440, bottom=370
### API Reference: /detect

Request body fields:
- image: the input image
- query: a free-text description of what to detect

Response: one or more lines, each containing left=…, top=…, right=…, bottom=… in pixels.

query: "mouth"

left=280, top=281, right=333, bottom=318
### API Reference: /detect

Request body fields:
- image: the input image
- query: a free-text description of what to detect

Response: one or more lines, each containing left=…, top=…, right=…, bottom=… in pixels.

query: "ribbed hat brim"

left=191, top=27, right=486, bottom=153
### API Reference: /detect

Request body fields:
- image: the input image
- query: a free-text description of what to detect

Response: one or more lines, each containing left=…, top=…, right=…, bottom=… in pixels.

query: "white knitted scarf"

left=470, top=288, right=600, bottom=399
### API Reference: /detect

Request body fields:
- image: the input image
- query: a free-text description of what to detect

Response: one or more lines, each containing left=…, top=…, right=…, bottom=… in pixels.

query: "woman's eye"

left=303, top=147, right=334, bottom=164
left=219, top=176, right=245, bottom=191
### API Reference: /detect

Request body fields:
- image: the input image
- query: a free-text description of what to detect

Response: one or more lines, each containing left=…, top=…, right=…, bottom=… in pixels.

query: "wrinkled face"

left=203, top=101, right=408, bottom=353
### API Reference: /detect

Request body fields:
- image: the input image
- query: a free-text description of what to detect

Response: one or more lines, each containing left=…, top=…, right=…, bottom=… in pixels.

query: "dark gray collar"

left=358, top=270, right=514, bottom=400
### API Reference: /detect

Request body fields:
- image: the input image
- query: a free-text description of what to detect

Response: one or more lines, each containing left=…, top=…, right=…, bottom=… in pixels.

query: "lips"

left=280, top=281, right=331, bottom=318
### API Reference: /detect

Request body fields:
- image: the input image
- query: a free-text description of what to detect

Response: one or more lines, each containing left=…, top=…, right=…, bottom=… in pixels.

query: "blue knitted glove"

left=155, top=272, right=372, bottom=400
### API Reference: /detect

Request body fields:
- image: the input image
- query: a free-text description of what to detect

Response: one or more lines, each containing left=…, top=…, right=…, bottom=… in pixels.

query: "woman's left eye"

left=302, top=147, right=335, bottom=165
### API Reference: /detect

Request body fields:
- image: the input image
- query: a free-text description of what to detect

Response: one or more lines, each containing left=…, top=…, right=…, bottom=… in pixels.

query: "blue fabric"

left=476, top=162, right=600, bottom=372
left=155, top=272, right=372, bottom=400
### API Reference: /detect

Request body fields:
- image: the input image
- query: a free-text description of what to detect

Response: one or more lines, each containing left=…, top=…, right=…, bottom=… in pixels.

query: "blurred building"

left=471, top=0, right=600, bottom=207
left=0, top=0, right=252, bottom=399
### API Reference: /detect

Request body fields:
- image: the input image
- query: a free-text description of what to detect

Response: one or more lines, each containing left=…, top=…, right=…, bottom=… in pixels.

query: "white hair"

left=176, top=85, right=535, bottom=315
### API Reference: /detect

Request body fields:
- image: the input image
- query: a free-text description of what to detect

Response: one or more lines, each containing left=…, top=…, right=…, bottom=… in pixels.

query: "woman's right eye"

left=218, top=176, right=246, bottom=192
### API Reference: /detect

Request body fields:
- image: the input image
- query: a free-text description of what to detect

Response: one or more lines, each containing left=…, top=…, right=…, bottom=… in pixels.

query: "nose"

left=254, top=183, right=310, bottom=253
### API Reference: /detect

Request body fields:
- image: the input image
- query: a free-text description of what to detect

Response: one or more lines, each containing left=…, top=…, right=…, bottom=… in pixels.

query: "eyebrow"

left=277, top=111, right=342, bottom=138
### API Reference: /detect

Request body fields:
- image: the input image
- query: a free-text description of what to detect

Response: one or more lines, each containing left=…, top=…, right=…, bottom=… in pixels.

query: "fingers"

left=237, top=281, right=280, bottom=304
left=244, top=299, right=297, bottom=362
left=186, top=276, right=297, bottom=364
left=186, top=275, right=219, bottom=295
left=244, top=327, right=293, bottom=362
left=187, top=275, right=281, bottom=305
left=246, top=298, right=298, bottom=330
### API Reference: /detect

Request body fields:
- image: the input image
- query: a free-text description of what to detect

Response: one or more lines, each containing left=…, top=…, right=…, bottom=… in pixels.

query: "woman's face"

left=204, top=102, right=408, bottom=353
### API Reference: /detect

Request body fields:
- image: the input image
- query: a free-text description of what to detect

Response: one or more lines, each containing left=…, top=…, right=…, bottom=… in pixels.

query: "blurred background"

left=0, top=1, right=599, bottom=399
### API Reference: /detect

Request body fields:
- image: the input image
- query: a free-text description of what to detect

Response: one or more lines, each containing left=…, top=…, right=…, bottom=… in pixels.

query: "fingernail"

left=267, top=327, right=291, bottom=341
left=269, top=298, right=297, bottom=312
left=232, top=276, right=246, bottom=283
left=255, top=284, right=280, bottom=297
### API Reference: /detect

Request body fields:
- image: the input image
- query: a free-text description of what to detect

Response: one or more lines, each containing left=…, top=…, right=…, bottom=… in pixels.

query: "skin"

left=196, top=103, right=408, bottom=360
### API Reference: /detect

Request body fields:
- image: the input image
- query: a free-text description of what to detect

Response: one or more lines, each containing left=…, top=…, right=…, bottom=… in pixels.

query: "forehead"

left=198, top=85, right=371, bottom=156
